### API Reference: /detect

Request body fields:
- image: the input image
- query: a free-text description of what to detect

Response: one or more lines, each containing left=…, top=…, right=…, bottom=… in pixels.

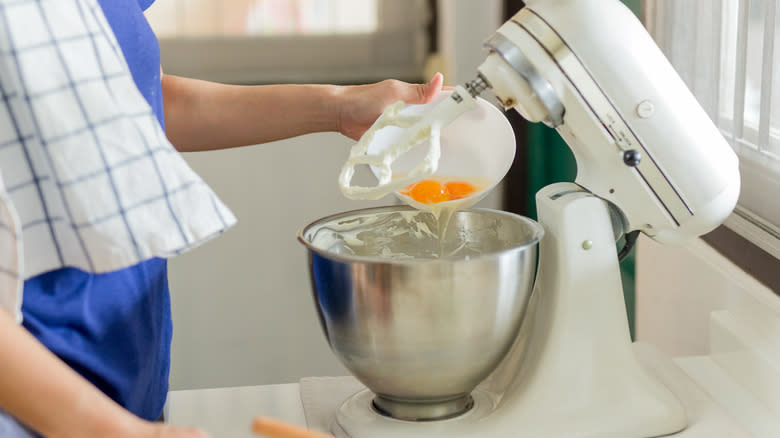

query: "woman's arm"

left=161, top=74, right=443, bottom=152
left=0, top=309, right=208, bottom=438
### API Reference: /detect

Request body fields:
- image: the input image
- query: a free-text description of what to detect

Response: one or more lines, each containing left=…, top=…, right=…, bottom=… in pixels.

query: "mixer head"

left=469, top=0, right=740, bottom=243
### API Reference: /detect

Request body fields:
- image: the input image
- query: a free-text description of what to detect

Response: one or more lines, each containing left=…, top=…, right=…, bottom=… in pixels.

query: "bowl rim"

left=296, top=205, right=544, bottom=265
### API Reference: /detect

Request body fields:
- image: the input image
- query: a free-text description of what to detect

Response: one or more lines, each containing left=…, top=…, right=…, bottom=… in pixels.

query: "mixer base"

left=332, top=389, right=495, bottom=438
left=372, top=393, right=474, bottom=421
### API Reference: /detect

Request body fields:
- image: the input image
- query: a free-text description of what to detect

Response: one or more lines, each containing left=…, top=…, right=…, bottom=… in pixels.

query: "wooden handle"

left=251, top=416, right=336, bottom=438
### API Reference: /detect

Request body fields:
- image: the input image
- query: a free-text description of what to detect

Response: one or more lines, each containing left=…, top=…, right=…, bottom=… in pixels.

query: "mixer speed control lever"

left=622, top=149, right=642, bottom=167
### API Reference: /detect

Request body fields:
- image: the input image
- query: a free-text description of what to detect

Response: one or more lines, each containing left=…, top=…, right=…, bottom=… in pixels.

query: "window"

left=144, top=0, right=431, bottom=84
left=645, top=0, right=780, bottom=259
left=146, top=0, right=378, bottom=37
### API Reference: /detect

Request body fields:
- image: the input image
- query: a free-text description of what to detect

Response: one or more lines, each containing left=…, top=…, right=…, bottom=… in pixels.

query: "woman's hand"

left=336, top=73, right=444, bottom=140
left=0, top=308, right=213, bottom=438
left=162, top=73, right=443, bottom=151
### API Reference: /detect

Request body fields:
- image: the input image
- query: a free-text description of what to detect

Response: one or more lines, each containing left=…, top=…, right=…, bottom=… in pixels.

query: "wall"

left=636, top=235, right=780, bottom=436
left=636, top=235, right=778, bottom=356
left=436, top=0, right=503, bottom=85
left=168, top=134, right=367, bottom=390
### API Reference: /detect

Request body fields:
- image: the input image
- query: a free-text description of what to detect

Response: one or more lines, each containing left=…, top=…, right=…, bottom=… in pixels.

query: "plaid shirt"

left=0, top=0, right=236, bottom=321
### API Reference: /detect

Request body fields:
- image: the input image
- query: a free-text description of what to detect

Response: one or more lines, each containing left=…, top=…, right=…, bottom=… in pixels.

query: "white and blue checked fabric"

left=0, top=0, right=237, bottom=321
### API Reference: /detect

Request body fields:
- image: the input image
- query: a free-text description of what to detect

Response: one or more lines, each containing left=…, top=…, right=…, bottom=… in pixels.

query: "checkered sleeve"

left=0, top=171, right=22, bottom=321
left=0, top=0, right=236, bottom=282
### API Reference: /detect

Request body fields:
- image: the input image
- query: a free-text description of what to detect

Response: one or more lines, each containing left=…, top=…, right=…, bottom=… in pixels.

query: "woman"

left=0, top=0, right=443, bottom=436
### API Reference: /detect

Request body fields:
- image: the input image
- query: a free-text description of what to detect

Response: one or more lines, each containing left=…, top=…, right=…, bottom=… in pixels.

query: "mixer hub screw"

left=464, top=73, right=491, bottom=97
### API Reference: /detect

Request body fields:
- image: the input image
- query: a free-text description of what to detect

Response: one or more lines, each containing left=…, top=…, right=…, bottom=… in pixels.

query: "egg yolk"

left=401, top=180, right=478, bottom=204
left=444, top=181, right=476, bottom=200
left=402, top=180, right=448, bottom=204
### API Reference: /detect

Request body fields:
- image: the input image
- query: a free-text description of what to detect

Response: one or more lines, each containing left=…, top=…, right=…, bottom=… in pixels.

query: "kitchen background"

left=144, top=3, right=779, bottom=429
left=145, top=0, right=509, bottom=391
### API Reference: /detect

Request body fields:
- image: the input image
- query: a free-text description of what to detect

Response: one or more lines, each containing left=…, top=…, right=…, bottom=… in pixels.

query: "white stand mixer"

left=478, top=184, right=689, bottom=437
left=329, top=0, right=741, bottom=436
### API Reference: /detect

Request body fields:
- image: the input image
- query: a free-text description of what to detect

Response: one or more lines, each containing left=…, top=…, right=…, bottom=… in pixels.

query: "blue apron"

left=19, top=0, right=172, bottom=424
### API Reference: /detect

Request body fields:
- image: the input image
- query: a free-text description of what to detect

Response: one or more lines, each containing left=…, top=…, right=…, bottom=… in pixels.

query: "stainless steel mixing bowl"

left=297, top=206, right=543, bottom=421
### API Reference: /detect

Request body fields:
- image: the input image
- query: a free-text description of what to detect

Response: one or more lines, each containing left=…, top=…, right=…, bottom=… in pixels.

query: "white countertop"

left=166, top=343, right=753, bottom=438
left=166, top=382, right=306, bottom=437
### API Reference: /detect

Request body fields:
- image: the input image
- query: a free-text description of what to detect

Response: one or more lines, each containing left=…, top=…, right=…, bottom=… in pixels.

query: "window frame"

left=146, top=0, right=431, bottom=84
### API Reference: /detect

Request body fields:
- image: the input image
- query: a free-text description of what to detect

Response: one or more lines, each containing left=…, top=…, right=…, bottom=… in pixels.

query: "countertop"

left=165, top=343, right=753, bottom=438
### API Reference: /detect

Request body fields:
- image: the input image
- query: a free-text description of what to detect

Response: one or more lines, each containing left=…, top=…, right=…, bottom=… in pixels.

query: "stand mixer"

left=298, top=0, right=741, bottom=437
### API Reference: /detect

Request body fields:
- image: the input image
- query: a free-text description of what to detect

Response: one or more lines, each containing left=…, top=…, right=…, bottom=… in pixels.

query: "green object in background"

left=623, top=0, right=641, bottom=17
left=523, top=0, right=641, bottom=339
left=526, top=128, right=577, bottom=221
